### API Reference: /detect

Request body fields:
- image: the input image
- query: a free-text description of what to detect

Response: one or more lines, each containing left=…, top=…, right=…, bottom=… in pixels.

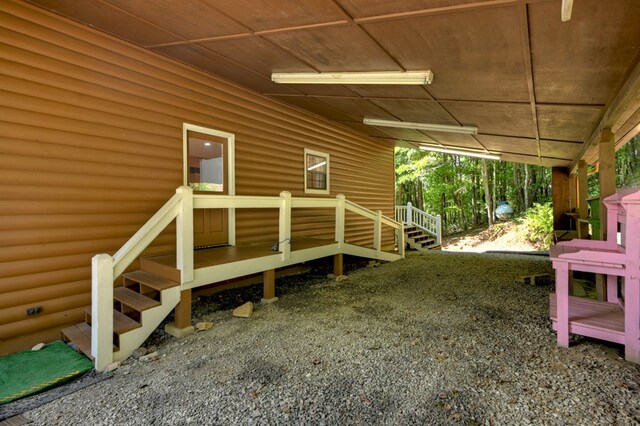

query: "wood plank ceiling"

left=26, top=0, right=640, bottom=167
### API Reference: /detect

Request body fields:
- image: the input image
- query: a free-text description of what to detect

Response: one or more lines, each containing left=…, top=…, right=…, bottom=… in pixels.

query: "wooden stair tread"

left=123, top=270, right=179, bottom=291
left=85, top=307, right=142, bottom=334
left=114, top=286, right=161, bottom=311
left=61, top=323, right=94, bottom=360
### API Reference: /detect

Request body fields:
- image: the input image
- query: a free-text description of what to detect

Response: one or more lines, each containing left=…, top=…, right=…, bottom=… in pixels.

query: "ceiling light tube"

left=364, top=118, right=478, bottom=135
left=419, top=145, right=501, bottom=160
left=272, top=71, right=433, bottom=85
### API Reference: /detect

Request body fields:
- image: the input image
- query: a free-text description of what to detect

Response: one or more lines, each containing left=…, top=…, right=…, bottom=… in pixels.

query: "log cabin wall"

left=0, top=0, right=395, bottom=354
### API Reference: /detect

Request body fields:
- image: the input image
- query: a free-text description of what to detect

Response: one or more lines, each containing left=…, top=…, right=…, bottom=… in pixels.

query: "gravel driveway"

left=26, top=252, right=640, bottom=425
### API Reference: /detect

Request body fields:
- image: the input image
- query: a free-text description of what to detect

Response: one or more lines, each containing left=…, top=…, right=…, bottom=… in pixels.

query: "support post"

left=165, top=289, right=194, bottom=338
left=335, top=194, right=345, bottom=249
left=552, top=167, right=571, bottom=232
left=374, top=210, right=382, bottom=257
left=176, top=186, right=194, bottom=284
left=333, top=253, right=343, bottom=276
left=569, top=173, right=577, bottom=214
left=406, top=202, right=412, bottom=226
left=396, top=226, right=405, bottom=257
left=436, top=215, right=442, bottom=245
left=91, top=254, right=114, bottom=371
left=577, top=160, right=589, bottom=238
left=599, top=128, right=616, bottom=241
left=279, top=191, right=292, bottom=261
left=261, top=269, right=277, bottom=303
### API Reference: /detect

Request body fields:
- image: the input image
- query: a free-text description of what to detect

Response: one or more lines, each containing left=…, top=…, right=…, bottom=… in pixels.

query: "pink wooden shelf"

left=549, top=294, right=625, bottom=344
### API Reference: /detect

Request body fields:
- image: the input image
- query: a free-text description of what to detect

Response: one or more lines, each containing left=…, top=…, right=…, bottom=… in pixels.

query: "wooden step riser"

left=140, top=257, right=181, bottom=282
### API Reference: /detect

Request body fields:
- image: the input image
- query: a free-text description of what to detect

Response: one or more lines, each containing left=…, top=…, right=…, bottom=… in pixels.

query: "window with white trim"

left=304, top=148, right=330, bottom=194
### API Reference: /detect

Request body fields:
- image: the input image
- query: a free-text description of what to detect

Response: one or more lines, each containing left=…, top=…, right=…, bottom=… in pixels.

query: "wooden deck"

left=145, top=237, right=333, bottom=269
left=549, top=294, right=625, bottom=344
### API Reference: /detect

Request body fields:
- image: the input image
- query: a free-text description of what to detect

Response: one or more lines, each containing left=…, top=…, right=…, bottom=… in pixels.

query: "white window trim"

left=183, top=123, right=236, bottom=245
left=304, top=148, right=330, bottom=195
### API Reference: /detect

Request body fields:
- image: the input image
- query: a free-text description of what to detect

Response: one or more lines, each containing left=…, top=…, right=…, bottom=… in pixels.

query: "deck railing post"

left=374, top=210, right=382, bottom=256
left=279, top=191, right=292, bottom=261
left=91, top=253, right=114, bottom=371
left=436, top=215, right=442, bottom=245
left=335, top=194, right=345, bottom=249
left=176, top=186, right=194, bottom=284
left=396, top=224, right=405, bottom=257
left=406, top=202, right=412, bottom=226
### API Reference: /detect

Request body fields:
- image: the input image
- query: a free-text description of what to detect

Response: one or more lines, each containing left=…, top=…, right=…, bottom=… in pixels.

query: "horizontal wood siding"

left=0, top=0, right=395, bottom=354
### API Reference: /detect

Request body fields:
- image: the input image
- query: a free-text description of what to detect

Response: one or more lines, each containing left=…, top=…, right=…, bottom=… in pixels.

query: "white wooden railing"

left=92, top=186, right=404, bottom=369
left=395, top=202, right=442, bottom=244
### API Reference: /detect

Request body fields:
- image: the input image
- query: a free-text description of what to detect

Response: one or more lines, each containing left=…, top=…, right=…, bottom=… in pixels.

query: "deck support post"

left=165, top=289, right=194, bottom=338
left=176, top=186, right=194, bottom=284
left=577, top=161, right=589, bottom=239
left=261, top=269, right=278, bottom=303
left=335, top=194, right=345, bottom=250
left=334, top=253, right=343, bottom=276
left=374, top=210, right=382, bottom=257
left=279, top=191, right=292, bottom=262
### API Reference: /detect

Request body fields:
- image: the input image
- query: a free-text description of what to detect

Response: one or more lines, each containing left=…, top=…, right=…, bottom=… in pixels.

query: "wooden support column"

left=334, top=253, right=343, bottom=276
left=552, top=167, right=571, bottom=231
left=569, top=173, right=577, bottom=211
left=165, top=289, right=194, bottom=338
left=577, top=160, right=589, bottom=238
left=596, top=129, right=616, bottom=302
left=599, top=129, right=616, bottom=241
left=261, top=269, right=278, bottom=303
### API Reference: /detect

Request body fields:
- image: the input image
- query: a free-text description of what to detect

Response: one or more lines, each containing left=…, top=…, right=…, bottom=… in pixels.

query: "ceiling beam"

left=571, top=48, right=640, bottom=171
left=516, top=1, right=542, bottom=165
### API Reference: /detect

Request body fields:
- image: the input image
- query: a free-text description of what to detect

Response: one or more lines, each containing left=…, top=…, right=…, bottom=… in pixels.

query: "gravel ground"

left=25, top=252, right=640, bottom=425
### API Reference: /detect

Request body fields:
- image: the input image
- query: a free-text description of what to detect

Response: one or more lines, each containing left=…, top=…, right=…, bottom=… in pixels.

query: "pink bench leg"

left=556, top=263, right=570, bottom=348
left=625, top=277, right=640, bottom=363
left=607, top=275, right=618, bottom=303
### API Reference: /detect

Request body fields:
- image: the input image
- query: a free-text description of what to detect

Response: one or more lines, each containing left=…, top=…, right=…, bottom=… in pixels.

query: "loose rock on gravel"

left=25, top=252, right=640, bottom=425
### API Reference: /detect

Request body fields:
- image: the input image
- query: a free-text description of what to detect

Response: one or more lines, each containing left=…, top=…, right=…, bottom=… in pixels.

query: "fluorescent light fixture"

left=307, top=161, right=326, bottom=171
left=419, top=145, right=501, bottom=160
left=364, top=118, right=478, bottom=135
left=272, top=71, right=433, bottom=85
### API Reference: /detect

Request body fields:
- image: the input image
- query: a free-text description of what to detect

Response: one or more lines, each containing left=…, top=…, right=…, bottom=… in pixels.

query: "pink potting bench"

left=549, top=189, right=640, bottom=363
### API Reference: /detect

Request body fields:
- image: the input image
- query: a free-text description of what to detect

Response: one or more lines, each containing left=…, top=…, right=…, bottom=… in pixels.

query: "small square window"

left=304, top=148, right=329, bottom=194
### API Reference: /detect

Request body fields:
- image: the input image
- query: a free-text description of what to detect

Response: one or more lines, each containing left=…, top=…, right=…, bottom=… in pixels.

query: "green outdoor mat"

left=0, top=341, right=93, bottom=405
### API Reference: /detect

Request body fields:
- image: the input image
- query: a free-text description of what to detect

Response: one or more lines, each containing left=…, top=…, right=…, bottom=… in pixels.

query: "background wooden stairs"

left=61, top=266, right=180, bottom=363
left=404, top=226, right=441, bottom=252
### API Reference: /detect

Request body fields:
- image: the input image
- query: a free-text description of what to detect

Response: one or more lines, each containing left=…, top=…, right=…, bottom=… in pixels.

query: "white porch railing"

left=91, top=186, right=404, bottom=370
left=395, top=202, right=442, bottom=244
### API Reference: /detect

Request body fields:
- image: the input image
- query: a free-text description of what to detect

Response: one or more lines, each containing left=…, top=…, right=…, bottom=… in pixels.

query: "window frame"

left=304, top=148, right=330, bottom=195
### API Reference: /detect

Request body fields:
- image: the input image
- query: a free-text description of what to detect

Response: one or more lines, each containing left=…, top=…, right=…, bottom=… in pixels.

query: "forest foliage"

left=395, top=135, right=640, bottom=236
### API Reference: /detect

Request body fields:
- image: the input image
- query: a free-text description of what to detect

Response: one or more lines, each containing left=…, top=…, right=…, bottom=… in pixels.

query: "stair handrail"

left=397, top=202, right=442, bottom=244
left=112, top=190, right=185, bottom=278
left=92, top=187, right=188, bottom=371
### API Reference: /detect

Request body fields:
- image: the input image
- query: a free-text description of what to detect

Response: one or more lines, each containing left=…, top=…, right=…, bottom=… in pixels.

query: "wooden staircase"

left=404, top=226, right=441, bottom=252
left=61, top=267, right=180, bottom=364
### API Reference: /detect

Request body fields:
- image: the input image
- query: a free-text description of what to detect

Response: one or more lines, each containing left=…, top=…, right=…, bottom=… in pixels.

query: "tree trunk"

left=482, top=159, right=493, bottom=226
